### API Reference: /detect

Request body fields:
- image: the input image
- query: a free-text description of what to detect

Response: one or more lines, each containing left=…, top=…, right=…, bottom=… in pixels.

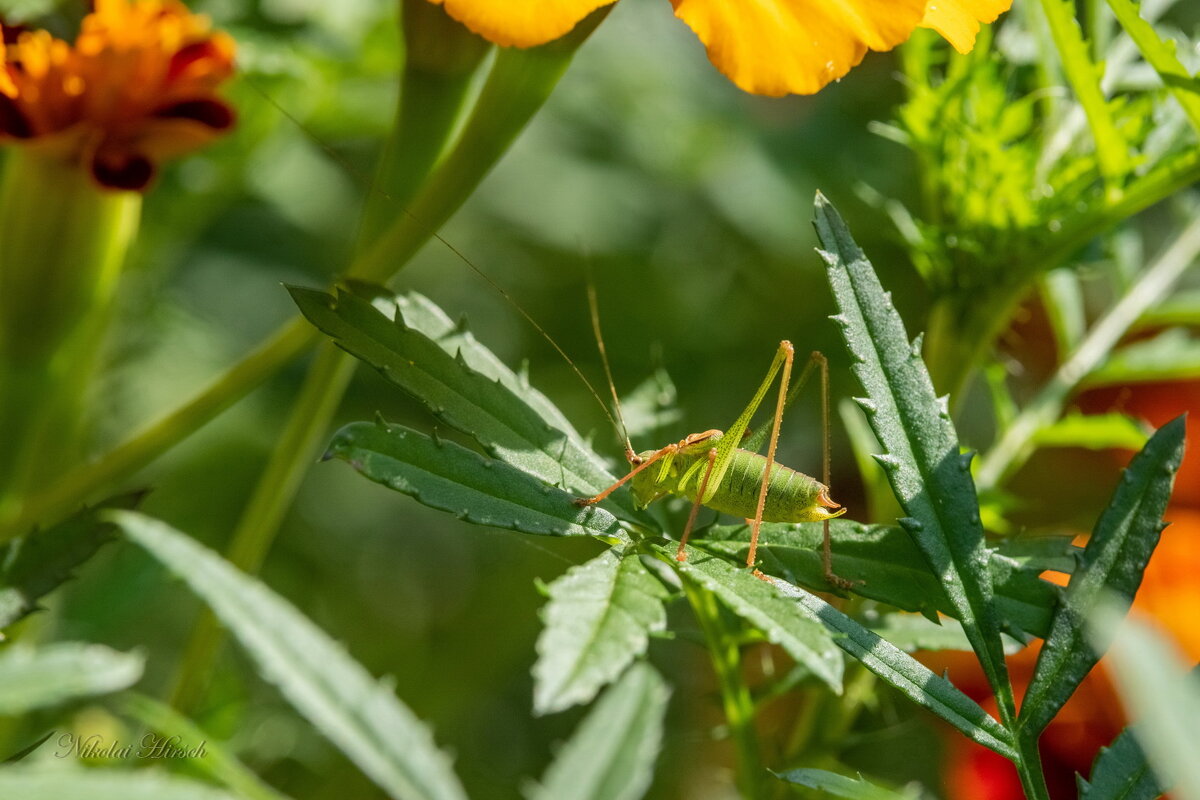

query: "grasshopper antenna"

left=586, top=277, right=635, bottom=461
left=245, top=76, right=627, bottom=442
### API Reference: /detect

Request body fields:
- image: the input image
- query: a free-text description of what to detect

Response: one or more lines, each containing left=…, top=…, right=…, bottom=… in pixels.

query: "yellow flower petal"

left=920, top=0, right=1012, bottom=54
left=670, top=0, right=928, bottom=96
left=429, top=0, right=616, bottom=48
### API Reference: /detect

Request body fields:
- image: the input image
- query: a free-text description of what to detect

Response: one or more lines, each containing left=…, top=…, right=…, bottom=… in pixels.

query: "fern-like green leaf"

left=764, top=574, right=1017, bottom=760
left=665, top=545, right=843, bottom=693
left=327, top=421, right=626, bottom=540
left=527, top=662, right=668, bottom=800
left=533, top=550, right=668, bottom=715
left=108, top=511, right=468, bottom=800
left=815, top=194, right=1011, bottom=701
left=0, top=492, right=140, bottom=630
left=695, top=521, right=1059, bottom=639
left=1078, top=725, right=1161, bottom=800
left=1020, top=416, right=1185, bottom=737
left=290, top=286, right=639, bottom=519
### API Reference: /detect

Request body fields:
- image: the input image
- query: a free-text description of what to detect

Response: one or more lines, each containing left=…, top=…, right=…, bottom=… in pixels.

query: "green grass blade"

left=1020, top=416, right=1185, bottom=737
left=1105, top=0, right=1200, bottom=135
left=108, top=511, right=468, bottom=800
left=0, top=767, right=240, bottom=800
left=662, top=545, right=843, bottom=693
left=814, top=194, right=1012, bottom=706
left=117, top=692, right=292, bottom=800
left=1090, top=606, right=1200, bottom=800
left=0, top=643, right=142, bottom=715
left=533, top=550, right=668, bottom=715
left=765, top=573, right=1016, bottom=760
left=774, top=768, right=923, bottom=799
left=327, top=420, right=626, bottom=540
left=1078, top=725, right=1162, bottom=800
left=290, top=286, right=639, bottom=518
left=695, top=521, right=1060, bottom=639
left=527, top=662, right=669, bottom=800
left=0, top=492, right=139, bottom=629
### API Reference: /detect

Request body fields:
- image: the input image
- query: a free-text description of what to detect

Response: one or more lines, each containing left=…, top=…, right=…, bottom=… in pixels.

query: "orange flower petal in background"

left=0, top=0, right=235, bottom=190
left=670, top=0, right=926, bottom=96
left=428, top=0, right=616, bottom=48
left=428, top=0, right=1013, bottom=96
left=921, top=0, right=1013, bottom=53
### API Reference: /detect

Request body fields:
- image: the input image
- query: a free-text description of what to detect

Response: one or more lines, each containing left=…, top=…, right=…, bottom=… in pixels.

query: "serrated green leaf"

left=757, top=572, right=1016, bottom=760
left=0, top=492, right=139, bottom=630
left=814, top=195, right=1011, bottom=701
left=290, top=286, right=639, bottom=518
left=328, top=421, right=626, bottom=540
left=662, top=545, right=843, bottom=693
left=1078, top=725, right=1162, bottom=800
left=367, top=287, right=582, bottom=441
left=0, top=643, right=142, bottom=715
left=1091, top=606, right=1200, bottom=800
left=1032, top=412, right=1150, bottom=451
left=527, top=662, right=668, bottom=800
left=1020, top=416, right=1185, bottom=738
left=107, top=511, right=468, bottom=800
left=1085, top=328, right=1200, bottom=386
left=1105, top=0, right=1200, bottom=135
left=534, top=550, right=668, bottom=715
left=694, top=521, right=1059, bottom=639
left=774, top=768, right=922, bottom=799
left=118, top=693, right=292, bottom=800
left=0, top=767, right=239, bottom=800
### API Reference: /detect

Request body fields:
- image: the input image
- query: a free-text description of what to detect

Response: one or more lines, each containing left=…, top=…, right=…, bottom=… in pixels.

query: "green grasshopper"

left=572, top=294, right=850, bottom=587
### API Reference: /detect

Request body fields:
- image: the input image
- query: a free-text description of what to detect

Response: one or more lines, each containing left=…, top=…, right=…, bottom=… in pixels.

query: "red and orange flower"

left=0, top=0, right=236, bottom=190
left=427, top=0, right=1013, bottom=96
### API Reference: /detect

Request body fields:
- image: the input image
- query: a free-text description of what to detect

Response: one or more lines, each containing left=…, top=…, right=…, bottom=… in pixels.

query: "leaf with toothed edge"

left=1078, top=725, right=1161, bottom=800
left=693, top=520, right=1059, bottom=639
left=1020, top=416, right=1185, bottom=738
left=327, top=420, right=627, bottom=540
left=107, top=511, right=469, bottom=800
left=533, top=549, right=669, bottom=715
left=814, top=193, right=1011, bottom=702
left=289, top=285, right=642, bottom=520
left=659, top=545, right=1016, bottom=760
left=660, top=545, right=845, bottom=693
left=527, top=662, right=669, bottom=800
left=0, top=492, right=143, bottom=631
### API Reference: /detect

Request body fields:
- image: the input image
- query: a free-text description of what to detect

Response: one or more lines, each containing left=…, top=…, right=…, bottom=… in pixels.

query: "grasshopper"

left=573, top=291, right=851, bottom=588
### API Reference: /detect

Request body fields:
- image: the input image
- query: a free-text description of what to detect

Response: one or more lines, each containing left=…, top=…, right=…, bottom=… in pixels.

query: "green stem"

left=684, top=581, right=765, bottom=800
left=0, top=317, right=316, bottom=542
left=0, top=152, right=140, bottom=510
left=169, top=342, right=356, bottom=711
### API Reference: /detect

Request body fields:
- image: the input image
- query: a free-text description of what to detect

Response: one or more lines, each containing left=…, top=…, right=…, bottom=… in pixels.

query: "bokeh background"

left=4, top=0, right=1199, bottom=797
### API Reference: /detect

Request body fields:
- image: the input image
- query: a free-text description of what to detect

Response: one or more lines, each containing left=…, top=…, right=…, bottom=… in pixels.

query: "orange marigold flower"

left=0, top=0, right=236, bottom=190
left=427, top=0, right=1012, bottom=96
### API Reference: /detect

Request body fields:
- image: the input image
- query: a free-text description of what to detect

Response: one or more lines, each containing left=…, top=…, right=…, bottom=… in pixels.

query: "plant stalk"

left=684, top=580, right=765, bottom=800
